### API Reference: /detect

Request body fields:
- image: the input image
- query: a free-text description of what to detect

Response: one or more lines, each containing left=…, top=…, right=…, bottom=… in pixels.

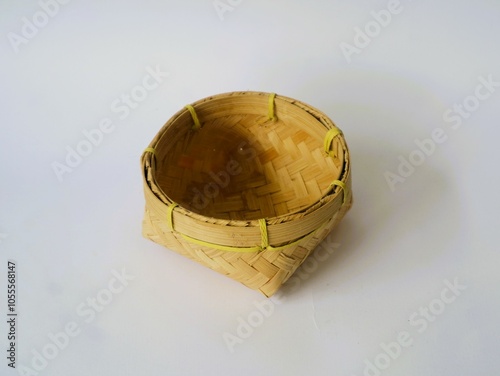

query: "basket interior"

left=153, top=94, right=344, bottom=220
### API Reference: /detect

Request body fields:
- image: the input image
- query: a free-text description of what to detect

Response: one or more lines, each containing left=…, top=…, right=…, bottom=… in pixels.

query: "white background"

left=1, top=0, right=500, bottom=375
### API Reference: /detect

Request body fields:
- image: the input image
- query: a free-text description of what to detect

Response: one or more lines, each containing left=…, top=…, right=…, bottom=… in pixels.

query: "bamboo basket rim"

left=141, top=91, right=351, bottom=250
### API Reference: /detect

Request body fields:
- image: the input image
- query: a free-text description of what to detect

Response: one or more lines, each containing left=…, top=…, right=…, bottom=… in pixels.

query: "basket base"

left=142, top=195, right=352, bottom=297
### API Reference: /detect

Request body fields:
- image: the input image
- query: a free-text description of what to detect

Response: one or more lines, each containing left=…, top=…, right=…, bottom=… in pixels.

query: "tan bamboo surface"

left=141, top=91, right=352, bottom=297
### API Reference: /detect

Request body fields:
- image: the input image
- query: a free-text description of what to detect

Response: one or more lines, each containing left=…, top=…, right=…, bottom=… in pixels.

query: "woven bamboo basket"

left=141, top=91, right=352, bottom=297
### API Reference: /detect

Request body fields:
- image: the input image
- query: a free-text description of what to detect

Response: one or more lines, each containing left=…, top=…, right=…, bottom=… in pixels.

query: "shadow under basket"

left=141, top=91, right=352, bottom=297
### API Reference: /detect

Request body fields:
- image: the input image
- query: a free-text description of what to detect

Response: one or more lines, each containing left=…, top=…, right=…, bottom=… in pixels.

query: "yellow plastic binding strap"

left=330, top=180, right=347, bottom=205
left=259, top=219, right=269, bottom=249
left=144, top=147, right=156, bottom=156
left=175, top=218, right=270, bottom=253
left=185, top=105, right=201, bottom=130
left=268, top=93, right=277, bottom=121
left=173, top=216, right=332, bottom=253
left=167, top=203, right=178, bottom=231
left=178, top=233, right=263, bottom=253
left=324, top=127, right=342, bottom=156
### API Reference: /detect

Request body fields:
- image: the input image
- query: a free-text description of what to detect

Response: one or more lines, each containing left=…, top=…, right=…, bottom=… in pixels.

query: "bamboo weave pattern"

left=141, top=92, right=352, bottom=296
